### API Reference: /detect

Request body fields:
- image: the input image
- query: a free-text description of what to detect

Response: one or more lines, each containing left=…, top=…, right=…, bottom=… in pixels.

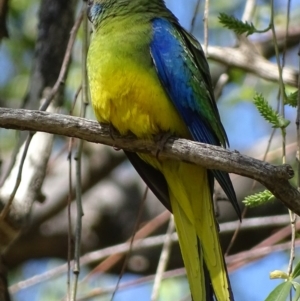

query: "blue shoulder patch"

left=150, top=18, right=218, bottom=146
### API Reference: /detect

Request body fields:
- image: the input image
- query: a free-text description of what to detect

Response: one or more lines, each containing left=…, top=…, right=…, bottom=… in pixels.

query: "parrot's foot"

left=109, top=123, right=116, bottom=141
left=109, top=123, right=121, bottom=151
left=155, top=132, right=173, bottom=159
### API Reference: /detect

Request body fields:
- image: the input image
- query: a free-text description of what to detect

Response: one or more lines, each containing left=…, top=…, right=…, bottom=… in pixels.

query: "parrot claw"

left=155, top=131, right=173, bottom=159
left=109, top=123, right=116, bottom=141
left=109, top=123, right=121, bottom=151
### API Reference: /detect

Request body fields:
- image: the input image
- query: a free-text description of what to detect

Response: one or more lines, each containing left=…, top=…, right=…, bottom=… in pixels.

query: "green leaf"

left=292, top=282, right=300, bottom=301
left=292, top=261, right=300, bottom=279
left=253, top=93, right=290, bottom=129
left=265, top=281, right=293, bottom=301
left=218, top=13, right=256, bottom=36
left=285, top=90, right=298, bottom=107
left=243, top=190, right=275, bottom=207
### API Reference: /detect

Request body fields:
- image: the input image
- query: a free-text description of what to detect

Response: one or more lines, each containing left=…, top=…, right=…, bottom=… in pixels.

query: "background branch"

left=208, top=45, right=299, bottom=87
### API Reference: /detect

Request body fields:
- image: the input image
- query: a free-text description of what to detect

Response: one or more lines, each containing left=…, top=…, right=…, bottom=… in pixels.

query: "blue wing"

left=150, top=18, right=240, bottom=217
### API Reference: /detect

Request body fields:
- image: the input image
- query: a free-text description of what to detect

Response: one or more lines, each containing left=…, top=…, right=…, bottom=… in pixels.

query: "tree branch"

left=0, top=107, right=299, bottom=214
left=208, top=45, right=299, bottom=87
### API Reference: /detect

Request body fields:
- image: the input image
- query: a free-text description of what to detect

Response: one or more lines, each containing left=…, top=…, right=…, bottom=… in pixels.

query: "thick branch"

left=0, top=107, right=299, bottom=214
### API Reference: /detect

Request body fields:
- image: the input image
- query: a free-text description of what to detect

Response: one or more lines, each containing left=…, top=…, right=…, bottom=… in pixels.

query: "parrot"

left=87, top=0, right=240, bottom=300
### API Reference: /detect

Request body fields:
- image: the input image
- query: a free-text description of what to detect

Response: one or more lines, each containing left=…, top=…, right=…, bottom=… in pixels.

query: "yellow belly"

left=88, top=53, right=189, bottom=139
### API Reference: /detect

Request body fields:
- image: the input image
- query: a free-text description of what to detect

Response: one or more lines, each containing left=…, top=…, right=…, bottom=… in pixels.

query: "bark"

left=0, top=107, right=298, bottom=215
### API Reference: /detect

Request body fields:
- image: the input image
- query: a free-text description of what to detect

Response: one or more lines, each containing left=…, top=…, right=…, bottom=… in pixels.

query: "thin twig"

left=203, top=0, right=209, bottom=56
left=66, top=83, right=82, bottom=301
left=71, top=7, right=88, bottom=301
left=73, top=240, right=300, bottom=301
left=242, top=0, right=256, bottom=22
left=270, top=0, right=295, bottom=277
left=67, top=138, right=73, bottom=301
left=270, top=0, right=287, bottom=104
left=71, top=107, right=84, bottom=301
left=84, top=210, right=170, bottom=279
left=226, top=127, right=277, bottom=255
left=283, top=0, right=296, bottom=277
left=227, top=239, right=300, bottom=267
left=190, top=0, right=200, bottom=33
left=297, top=18, right=300, bottom=273
left=224, top=207, right=247, bottom=256
left=110, top=187, right=148, bottom=301
left=228, top=219, right=300, bottom=272
left=76, top=268, right=186, bottom=301
left=0, top=133, right=33, bottom=220
left=39, top=11, right=84, bottom=111
left=151, top=215, right=175, bottom=301
left=9, top=214, right=291, bottom=294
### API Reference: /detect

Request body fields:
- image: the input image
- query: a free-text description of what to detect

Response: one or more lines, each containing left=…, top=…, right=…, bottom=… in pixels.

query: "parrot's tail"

left=164, top=162, right=234, bottom=301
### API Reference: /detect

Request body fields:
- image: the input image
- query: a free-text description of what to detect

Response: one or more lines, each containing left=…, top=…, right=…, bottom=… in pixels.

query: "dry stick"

left=225, top=127, right=277, bottom=256
left=75, top=240, right=300, bottom=301
left=39, top=10, right=84, bottom=112
left=270, top=0, right=296, bottom=277
left=282, top=0, right=297, bottom=278
left=10, top=212, right=172, bottom=295
left=76, top=268, right=186, bottom=301
left=72, top=106, right=85, bottom=301
left=203, top=0, right=209, bottom=56
left=227, top=239, right=300, bottom=267
left=71, top=8, right=89, bottom=301
left=0, top=108, right=299, bottom=214
left=84, top=210, right=171, bottom=279
left=110, top=188, right=148, bottom=301
left=0, top=134, right=33, bottom=220
left=190, top=0, right=200, bottom=33
left=225, top=0, right=270, bottom=253
left=224, top=207, right=247, bottom=256
left=242, top=0, right=256, bottom=22
left=221, top=0, right=261, bottom=241
left=67, top=138, right=73, bottom=301
left=151, top=215, right=175, bottom=301
left=296, top=42, right=300, bottom=298
left=214, top=73, right=229, bottom=100
left=9, top=214, right=290, bottom=294
left=67, top=85, right=82, bottom=301
left=228, top=220, right=300, bottom=272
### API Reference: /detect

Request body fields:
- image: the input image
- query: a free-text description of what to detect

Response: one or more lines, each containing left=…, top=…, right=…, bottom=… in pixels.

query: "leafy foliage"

left=253, top=93, right=290, bottom=129
left=285, top=90, right=298, bottom=107
left=265, top=281, right=292, bottom=301
left=243, top=190, right=275, bottom=207
left=265, top=261, right=300, bottom=301
left=218, top=13, right=257, bottom=36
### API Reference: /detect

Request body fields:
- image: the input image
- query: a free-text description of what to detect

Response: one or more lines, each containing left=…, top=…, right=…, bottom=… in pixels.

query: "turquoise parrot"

left=87, top=0, right=240, bottom=300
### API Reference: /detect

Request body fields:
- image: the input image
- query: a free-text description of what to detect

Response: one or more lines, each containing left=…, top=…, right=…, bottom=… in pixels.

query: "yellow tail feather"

left=161, top=160, right=231, bottom=301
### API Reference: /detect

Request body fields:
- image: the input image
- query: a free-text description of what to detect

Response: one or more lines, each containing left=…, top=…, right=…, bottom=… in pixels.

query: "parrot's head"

left=87, top=0, right=172, bottom=29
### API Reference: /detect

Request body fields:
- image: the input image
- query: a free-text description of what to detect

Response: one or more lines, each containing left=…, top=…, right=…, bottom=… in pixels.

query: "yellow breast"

left=87, top=38, right=188, bottom=139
